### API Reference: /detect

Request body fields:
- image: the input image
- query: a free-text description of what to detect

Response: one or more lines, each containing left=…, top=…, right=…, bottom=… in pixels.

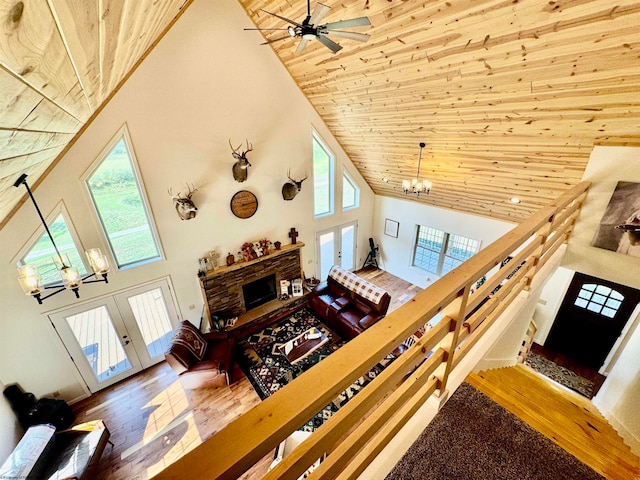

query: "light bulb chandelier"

left=402, top=142, right=432, bottom=196
left=14, top=174, right=109, bottom=304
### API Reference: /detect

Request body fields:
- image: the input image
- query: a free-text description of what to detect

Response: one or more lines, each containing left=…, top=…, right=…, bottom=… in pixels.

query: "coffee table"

left=274, top=328, right=328, bottom=365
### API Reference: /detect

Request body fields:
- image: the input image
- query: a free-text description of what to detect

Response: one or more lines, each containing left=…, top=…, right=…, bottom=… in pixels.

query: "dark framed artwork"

left=591, top=181, right=640, bottom=257
left=384, top=219, right=399, bottom=238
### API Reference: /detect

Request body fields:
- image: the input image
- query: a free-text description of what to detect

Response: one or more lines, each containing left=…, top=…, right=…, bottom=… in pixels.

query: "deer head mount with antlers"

left=229, top=139, right=253, bottom=182
left=168, top=184, right=198, bottom=220
left=282, top=170, right=308, bottom=201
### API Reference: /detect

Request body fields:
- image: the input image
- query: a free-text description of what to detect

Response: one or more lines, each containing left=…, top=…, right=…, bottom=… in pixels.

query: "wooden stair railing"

left=154, top=181, right=590, bottom=480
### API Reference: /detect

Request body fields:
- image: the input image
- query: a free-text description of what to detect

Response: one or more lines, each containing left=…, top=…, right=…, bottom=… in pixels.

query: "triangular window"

left=18, top=213, right=88, bottom=286
left=342, top=172, right=360, bottom=210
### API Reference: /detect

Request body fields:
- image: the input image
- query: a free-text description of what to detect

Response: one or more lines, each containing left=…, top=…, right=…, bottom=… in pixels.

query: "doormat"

left=236, top=307, right=394, bottom=431
left=525, top=352, right=594, bottom=398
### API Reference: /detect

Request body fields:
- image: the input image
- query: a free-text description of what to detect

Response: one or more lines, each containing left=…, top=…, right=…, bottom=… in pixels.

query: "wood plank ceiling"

left=239, top=0, right=640, bottom=221
left=0, top=0, right=193, bottom=229
left=1, top=0, right=639, bottom=228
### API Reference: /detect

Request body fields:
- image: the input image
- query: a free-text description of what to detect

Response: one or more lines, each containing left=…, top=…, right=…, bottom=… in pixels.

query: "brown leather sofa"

left=308, top=265, right=391, bottom=340
left=165, top=321, right=235, bottom=389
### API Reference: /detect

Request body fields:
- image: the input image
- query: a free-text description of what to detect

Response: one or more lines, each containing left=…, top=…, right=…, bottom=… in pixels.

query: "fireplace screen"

left=242, top=274, right=277, bottom=311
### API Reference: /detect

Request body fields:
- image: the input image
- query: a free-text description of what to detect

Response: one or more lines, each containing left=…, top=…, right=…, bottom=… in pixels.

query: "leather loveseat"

left=308, top=265, right=391, bottom=340
left=165, top=321, right=235, bottom=389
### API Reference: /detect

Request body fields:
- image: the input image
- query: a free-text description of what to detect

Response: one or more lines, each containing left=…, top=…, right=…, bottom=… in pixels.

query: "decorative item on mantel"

left=274, top=241, right=282, bottom=250
left=241, top=239, right=272, bottom=261
left=198, top=258, right=208, bottom=277
left=226, top=252, right=235, bottom=266
left=289, top=228, right=299, bottom=244
left=208, top=251, right=220, bottom=270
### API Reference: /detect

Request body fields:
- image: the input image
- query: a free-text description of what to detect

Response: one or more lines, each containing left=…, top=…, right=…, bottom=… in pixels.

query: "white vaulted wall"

left=0, top=0, right=375, bottom=404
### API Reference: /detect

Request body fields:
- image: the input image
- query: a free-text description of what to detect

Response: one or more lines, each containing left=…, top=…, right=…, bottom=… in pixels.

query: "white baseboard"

left=592, top=399, right=640, bottom=456
left=473, top=357, right=517, bottom=372
left=68, top=392, right=90, bottom=405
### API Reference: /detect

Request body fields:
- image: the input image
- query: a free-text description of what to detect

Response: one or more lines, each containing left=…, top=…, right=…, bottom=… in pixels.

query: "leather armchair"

left=165, top=321, right=235, bottom=389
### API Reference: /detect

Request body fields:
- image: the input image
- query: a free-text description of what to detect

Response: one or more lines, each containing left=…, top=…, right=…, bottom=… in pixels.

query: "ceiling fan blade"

left=309, top=3, right=331, bottom=26
left=322, top=30, right=370, bottom=42
left=323, top=17, right=371, bottom=30
left=295, top=38, right=310, bottom=53
left=261, top=35, right=293, bottom=45
left=244, top=28, right=291, bottom=31
left=316, top=34, right=343, bottom=53
left=260, top=8, right=302, bottom=27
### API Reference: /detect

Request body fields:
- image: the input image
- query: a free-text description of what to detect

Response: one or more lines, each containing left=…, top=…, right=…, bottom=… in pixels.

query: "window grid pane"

left=413, top=226, right=445, bottom=273
left=574, top=284, right=624, bottom=319
left=87, top=138, right=160, bottom=268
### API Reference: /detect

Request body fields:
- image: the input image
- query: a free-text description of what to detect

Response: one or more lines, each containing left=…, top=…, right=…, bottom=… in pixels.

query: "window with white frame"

left=18, top=212, right=88, bottom=286
left=342, top=171, right=360, bottom=210
left=85, top=130, right=161, bottom=269
left=313, top=133, right=334, bottom=217
left=413, top=225, right=480, bottom=275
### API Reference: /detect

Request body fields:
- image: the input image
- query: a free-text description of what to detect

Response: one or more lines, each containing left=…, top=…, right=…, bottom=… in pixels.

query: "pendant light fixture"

left=402, top=142, right=432, bottom=196
left=14, top=174, right=109, bottom=304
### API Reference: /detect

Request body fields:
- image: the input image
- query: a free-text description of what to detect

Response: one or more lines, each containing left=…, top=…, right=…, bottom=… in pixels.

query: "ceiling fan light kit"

left=246, top=0, right=371, bottom=54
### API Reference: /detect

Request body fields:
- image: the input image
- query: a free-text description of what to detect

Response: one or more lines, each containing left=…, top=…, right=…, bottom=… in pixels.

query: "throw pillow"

left=172, top=321, right=207, bottom=361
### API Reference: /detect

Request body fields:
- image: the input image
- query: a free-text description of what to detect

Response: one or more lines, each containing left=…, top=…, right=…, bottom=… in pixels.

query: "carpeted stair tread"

left=467, top=366, right=640, bottom=480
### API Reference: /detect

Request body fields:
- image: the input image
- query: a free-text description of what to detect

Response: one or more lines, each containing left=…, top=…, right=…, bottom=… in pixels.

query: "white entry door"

left=48, top=279, right=179, bottom=393
left=316, top=221, right=358, bottom=280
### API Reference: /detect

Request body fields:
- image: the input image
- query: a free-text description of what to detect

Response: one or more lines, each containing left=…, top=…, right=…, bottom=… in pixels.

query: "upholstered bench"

left=308, top=265, right=390, bottom=340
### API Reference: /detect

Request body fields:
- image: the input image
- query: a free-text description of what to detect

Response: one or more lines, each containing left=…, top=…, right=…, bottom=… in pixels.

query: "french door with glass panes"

left=48, top=279, right=179, bottom=392
left=316, top=220, right=358, bottom=280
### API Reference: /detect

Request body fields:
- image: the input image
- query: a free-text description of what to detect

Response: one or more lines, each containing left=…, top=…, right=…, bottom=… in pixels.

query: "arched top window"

left=574, top=283, right=624, bottom=318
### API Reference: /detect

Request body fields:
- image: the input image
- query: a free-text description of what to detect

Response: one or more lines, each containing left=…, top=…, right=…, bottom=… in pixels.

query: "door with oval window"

left=545, top=272, right=640, bottom=370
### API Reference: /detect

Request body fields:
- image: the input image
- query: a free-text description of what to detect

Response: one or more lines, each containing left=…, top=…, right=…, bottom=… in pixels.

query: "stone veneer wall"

left=200, top=248, right=302, bottom=317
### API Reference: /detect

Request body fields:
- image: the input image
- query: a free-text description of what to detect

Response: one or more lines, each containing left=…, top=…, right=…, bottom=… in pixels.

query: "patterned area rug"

left=525, top=352, right=594, bottom=398
left=236, top=308, right=393, bottom=431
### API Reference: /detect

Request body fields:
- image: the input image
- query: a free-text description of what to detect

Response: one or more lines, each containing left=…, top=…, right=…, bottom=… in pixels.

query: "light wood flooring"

left=468, top=365, right=640, bottom=480
left=70, top=268, right=639, bottom=479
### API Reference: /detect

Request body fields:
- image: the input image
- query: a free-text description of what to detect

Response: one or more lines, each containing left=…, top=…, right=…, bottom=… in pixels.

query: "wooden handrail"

left=155, top=181, right=590, bottom=480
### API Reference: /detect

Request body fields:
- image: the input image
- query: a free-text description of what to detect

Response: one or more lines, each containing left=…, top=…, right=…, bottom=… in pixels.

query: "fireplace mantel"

left=200, top=242, right=304, bottom=281
left=199, top=242, right=305, bottom=330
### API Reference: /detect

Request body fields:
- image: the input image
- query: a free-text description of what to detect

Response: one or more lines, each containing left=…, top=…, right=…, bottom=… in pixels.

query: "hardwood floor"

left=70, top=268, right=639, bottom=479
left=468, top=365, right=640, bottom=480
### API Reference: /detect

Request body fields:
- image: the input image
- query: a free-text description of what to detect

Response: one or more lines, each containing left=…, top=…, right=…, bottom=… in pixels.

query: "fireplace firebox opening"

left=242, top=274, right=277, bottom=311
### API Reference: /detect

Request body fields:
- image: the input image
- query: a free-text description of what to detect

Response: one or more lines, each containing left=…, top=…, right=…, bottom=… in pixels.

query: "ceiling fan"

left=245, top=0, right=371, bottom=54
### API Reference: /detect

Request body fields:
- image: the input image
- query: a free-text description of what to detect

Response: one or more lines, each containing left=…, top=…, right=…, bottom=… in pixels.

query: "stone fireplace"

left=199, top=243, right=304, bottom=328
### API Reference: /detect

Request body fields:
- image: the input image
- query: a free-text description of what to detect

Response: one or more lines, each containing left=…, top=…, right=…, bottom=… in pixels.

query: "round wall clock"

left=230, top=190, right=258, bottom=219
